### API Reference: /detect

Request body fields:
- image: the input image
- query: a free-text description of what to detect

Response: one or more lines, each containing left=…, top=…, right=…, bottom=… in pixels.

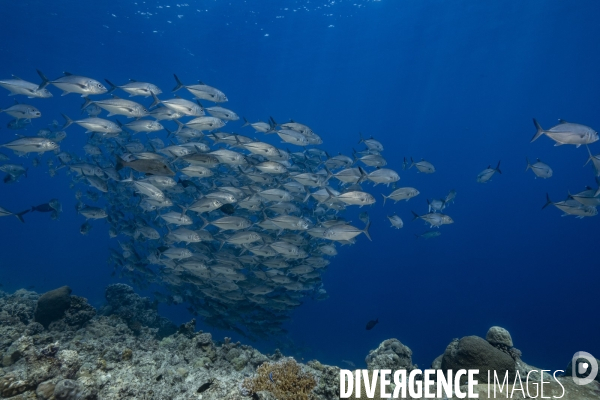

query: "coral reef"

left=34, top=286, right=72, bottom=328
left=441, top=336, right=517, bottom=384
left=0, top=285, right=598, bottom=400
left=365, top=338, right=414, bottom=372
left=101, top=284, right=176, bottom=339
left=485, top=326, right=513, bottom=347
left=241, top=358, right=317, bottom=400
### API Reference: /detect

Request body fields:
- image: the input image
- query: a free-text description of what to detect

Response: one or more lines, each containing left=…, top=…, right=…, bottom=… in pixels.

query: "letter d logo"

left=572, top=351, right=598, bottom=385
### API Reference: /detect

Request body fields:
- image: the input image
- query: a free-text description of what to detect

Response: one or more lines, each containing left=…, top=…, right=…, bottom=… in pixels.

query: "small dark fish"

left=269, top=372, right=274, bottom=383
left=31, top=203, right=55, bottom=213
left=219, top=203, right=235, bottom=215
left=366, top=318, right=378, bottom=330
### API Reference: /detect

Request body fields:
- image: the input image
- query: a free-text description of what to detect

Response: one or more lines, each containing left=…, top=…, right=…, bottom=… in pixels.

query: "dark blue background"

left=0, top=0, right=598, bottom=371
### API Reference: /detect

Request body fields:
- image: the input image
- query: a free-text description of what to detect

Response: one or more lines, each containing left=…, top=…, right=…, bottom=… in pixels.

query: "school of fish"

left=0, top=71, right=598, bottom=337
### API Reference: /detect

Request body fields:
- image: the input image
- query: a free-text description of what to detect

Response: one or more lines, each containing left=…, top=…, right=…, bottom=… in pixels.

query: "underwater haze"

left=1, top=0, right=599, bottom=373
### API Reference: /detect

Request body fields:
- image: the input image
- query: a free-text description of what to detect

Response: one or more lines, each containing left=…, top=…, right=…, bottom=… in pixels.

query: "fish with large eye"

left=0, top=102, right=42, bottom=120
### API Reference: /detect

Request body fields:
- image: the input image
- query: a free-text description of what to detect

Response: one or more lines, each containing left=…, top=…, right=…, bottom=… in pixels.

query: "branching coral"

left=241, top=357, right=317, bottom=399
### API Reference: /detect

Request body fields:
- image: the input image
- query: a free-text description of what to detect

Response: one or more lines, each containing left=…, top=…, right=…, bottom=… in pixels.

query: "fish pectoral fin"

left=61, top=91, right=70, bottom=96
left=553, top=143, right=564, bottom=146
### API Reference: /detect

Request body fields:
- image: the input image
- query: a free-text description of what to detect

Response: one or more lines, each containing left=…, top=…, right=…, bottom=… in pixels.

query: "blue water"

left=1, top=0, right=599, bottom=372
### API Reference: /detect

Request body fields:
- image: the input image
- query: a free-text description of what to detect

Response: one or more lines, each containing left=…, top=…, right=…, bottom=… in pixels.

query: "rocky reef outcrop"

left=0, top=285, right=599, bottom=400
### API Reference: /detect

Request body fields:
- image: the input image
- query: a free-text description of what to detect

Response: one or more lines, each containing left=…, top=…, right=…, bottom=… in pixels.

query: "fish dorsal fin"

left=198, top=81, right=205, bottom=85
left=174, top=94, right=183, bottom=99
left=129, top=79, right=137, bottom=82
left=558, top=119, right=569, bottom=124
left=63, top=71, right=73, bottom=76
left=111, top=94, right=121, bottom=99
left=487, top=165, right=491, bottom=169
left=11, top=74, right=23, bottom=80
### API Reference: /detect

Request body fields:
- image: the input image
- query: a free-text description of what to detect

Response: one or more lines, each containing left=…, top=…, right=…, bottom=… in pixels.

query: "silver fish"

left=83, top=96, right=148, bottom=118
left=1, top=137, right=58, bottom=154
left=409, top=157, right=434, bottom=173
left=323, top=222, right=371, bottom=242
left=526, top=158, right=552, bottom=179
left=381, top=187, right=420, bottom=205
left=387, top=215, right=403, bottom=229
left=532, top=119, right=598, bottom=147
left=0, top=76, right=52, bottom=98
left=62, top=114, right=122, bottom=135
left=0, top=103, right=41, bottom=120
left=543, top=194, right=597, bottom=218
left=477, top=161, right=502, bottom=183
left=37, top=70, right=107, bottom=97
left=105, top=79, right=162, bottom=97
left=206, top=106, right=239, bottom=121
left=172, top=74, right=228, bottom=103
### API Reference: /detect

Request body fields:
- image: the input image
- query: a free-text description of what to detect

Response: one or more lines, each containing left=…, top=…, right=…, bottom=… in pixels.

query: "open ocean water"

left=1, top=0, right=599, bottom=374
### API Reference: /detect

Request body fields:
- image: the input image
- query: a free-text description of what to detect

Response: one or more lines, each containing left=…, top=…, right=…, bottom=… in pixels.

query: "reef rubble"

left=0, top=285, right=598, bottom=400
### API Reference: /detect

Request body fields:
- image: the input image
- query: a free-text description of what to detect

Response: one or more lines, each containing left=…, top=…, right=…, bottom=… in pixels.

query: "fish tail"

left=149, top=91, right=161, bottom=108
left=81, top=97, right=93, bottom=110
left=116, top=158, right=131, bottom=174
left=36, top=69, right=50, bottom=90
left=104, top=79, right=117, bottom=94
left=525, top=157, right=531, bottom=171
left=61, top=113, right=73, bottom=129
left=495, top=160, right=502, bottom=174
left=411, top=211, right=419, bottom=220
left=241, top=117, right=250, bottom=127
left=200, top=216, right=209, bottom=230
left=362, top=221, right=372, bottom=241
left=542, top=193, right=552, bottom=209
left=381, top=193, right=387, bottom=206
left=15, top=209, right=29, bottom=223
left=303, top=191, right=311, bottom=203
left=531, top=118, right=546, bottom=142
left=358, top=132, right=364, bottom=144
left=172, top=74, right=184, bottom=92
left=269, top=116, right=278, bottom=127
left=584, top=145, right=593, bottom=166
left=409, top=157, right=415, bottom=169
